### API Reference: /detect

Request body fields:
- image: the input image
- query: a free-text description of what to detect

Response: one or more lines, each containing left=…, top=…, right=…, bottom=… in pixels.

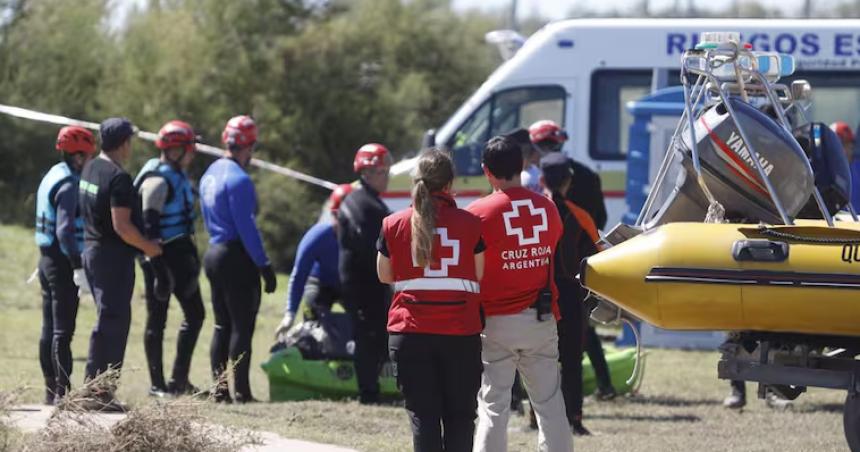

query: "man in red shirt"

left=467, top=135, right=570, bottom=452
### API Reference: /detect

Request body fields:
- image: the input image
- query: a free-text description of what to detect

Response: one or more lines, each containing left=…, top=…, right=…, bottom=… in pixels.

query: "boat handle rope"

left=621, top=316, right=644, bottom=389
left=758, top=225, right=860, bottom=244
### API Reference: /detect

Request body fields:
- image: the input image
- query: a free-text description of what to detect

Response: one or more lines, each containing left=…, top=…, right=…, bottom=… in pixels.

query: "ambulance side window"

left=590, top=70, right=651, bottom=161
left=489, top=86, right=566, bottom=136
left=447, top=86, right=566, bottom=176
left=447, top=101, right=492, bottom=176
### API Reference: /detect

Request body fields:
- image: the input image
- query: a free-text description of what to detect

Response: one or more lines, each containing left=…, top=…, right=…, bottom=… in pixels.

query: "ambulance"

left=388, top=18, right=860, bottom=228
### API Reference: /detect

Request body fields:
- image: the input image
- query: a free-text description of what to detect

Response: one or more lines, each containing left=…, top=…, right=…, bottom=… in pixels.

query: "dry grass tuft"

left=0, top=389, right=19, bottom=452
left=24, top=369, right=258, bottom=452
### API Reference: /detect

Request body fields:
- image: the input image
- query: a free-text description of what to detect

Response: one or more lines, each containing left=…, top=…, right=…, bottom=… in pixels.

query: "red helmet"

left=329, top=183, right=354, bottom=212
left=353, top=143, right=392, bottom=173
left=831, top=121, right=855, bottom=143
left=221, top=115, right=258, bottom=149
left=56, top=126, right=96, bottom=155
left=528, top=120, right=568, bottom=144
left=156, top=120, right=197, bottom=152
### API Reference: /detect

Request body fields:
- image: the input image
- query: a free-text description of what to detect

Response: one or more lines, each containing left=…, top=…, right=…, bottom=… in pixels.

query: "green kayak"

left=262, top=345, right=641, bottom=402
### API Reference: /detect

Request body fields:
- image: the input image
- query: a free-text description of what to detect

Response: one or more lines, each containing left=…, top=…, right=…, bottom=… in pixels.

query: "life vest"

left=133, top=158, right=196, bottom=241
left=554, top=198, right=600, bottom=282
left=35, top=162, right=84, bottom=255
left=382, top=193, right=483, bottom=335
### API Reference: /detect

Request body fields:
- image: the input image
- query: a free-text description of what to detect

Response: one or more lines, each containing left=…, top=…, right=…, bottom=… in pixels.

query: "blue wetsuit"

left=199, top=157, right=270, bottom=402
left=200, top=158, right=269, bottom=267
left=285, top=222, right=340, bottom=315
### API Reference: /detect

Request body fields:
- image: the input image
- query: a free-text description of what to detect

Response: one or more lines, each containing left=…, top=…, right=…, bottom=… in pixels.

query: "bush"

left=255, top=171, right=326, bottom=271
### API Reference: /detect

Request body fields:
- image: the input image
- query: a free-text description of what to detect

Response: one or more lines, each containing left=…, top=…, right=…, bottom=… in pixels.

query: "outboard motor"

left=642, top=97, right=815, bottom=228
left=796, top=123, right=853, bottom=218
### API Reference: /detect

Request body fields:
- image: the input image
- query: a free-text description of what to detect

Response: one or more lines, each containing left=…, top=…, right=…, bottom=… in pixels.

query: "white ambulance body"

left=393, top=18, right=860, bottom=227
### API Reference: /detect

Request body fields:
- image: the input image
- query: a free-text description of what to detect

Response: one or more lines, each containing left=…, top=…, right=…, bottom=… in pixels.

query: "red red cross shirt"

left=466, top=187, right=563, bottom=319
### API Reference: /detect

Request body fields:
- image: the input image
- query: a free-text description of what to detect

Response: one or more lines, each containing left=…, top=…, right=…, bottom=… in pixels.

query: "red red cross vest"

left=382, top=193, right=483, bottom=335
left=466, top=187, right=563, bottom=319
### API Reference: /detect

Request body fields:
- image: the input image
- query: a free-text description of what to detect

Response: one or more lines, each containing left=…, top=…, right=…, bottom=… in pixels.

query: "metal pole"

left=636, top=74, right=707, bottom=226
left=709, top=76, right=794, bottom=225
left=746, top=71, right=834, bottom=226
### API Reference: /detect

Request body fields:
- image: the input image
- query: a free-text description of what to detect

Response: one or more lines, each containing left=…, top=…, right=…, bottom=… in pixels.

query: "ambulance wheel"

left=845, top=392, right=860, bottom=452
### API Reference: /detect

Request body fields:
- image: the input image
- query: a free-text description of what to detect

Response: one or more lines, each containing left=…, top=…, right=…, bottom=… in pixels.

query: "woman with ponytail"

left=377, top=148, right=485, bottom=452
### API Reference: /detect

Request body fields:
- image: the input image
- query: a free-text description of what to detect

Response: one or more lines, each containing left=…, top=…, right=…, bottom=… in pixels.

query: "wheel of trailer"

left=770, top=384, right=804, bottom=401
left=846, top=392, right=860, bottom=452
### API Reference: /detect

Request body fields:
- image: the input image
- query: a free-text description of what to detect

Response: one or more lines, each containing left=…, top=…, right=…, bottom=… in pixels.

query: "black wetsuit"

left=337, top=179, right=391, bottom=404
left=37, top=179, right=81, bottom=402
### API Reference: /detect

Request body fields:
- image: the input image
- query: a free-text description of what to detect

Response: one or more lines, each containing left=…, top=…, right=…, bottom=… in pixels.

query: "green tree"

left=274, top=0, right=497, bottom=183
left=0, top=0, right=110, bottom=223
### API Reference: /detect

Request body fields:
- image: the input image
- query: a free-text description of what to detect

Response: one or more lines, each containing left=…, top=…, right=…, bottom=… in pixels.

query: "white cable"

left=0, top=103, right=338, bottom=190
left=621, top=317, right=644, bottom=387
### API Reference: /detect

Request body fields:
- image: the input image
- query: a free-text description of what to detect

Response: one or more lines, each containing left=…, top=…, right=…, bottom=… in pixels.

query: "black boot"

left=44, top=377, right=55, bottom=406
left=144, top=331, right=168, bottom=395
left=572, top=416, right=592, bottom=436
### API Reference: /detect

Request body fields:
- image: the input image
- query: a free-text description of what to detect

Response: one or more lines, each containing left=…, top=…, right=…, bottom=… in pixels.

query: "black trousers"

left=204, top=241, right=260, bottom=401
left=302, top=276, right=339, bottom=321
left=731, top=379, right=746, bottom=396
left=342, top=282, right=389, bottom=402
left=38, top=245, right=79, bottom=399
left=389, top=333, right=482, bottom=452
left=142, top=236, right=205, bottom=389
left=585, top=325, right=613, bottom=392
left=83, top=243, right=135, bottom=381
left=557, top=279, right=586, bottom=423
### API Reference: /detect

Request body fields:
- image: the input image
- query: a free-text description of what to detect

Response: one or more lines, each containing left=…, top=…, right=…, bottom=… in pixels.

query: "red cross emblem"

left=413, top=227, right=460, bottom=277
left=503, top=199, right=548, bottom=246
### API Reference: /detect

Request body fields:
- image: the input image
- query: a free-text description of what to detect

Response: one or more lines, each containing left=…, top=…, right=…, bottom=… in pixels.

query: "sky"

left=450, top=0, right=808, bottom=20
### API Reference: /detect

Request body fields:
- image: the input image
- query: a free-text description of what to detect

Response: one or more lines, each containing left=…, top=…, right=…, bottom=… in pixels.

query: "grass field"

left=0, top=223, right=851, bottom=451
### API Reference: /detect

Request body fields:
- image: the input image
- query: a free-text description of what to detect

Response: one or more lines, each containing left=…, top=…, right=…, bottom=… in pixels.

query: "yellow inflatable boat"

left=581, top=220, right=860, bottom=337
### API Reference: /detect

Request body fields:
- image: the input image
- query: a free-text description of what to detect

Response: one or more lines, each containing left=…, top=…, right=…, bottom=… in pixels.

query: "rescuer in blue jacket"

left=200, top=115, right=277, bottom=403
left=274, top=184, right=353, bottom=340
left=35, top=126, right=96, bottom=404
left=134, top=120, right=205, bottom=398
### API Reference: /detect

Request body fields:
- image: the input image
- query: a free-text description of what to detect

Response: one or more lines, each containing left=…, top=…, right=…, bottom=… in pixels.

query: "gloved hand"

left=273, top=312, right=295, bottom=343
left=261, top=264, right=277, bottom=294
left=73, top=269, right=91, bottom=296
left=150, top=256, right=173, bottom=302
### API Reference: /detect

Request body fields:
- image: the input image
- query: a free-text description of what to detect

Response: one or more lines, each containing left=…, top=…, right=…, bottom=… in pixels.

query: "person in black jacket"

left=540, top=152, right=602, bottom=436
left=528, top=120, right=608, bottom=230
left=79, top=118, right=163, bottom=411
left=337, top=143, right=392, bottom=404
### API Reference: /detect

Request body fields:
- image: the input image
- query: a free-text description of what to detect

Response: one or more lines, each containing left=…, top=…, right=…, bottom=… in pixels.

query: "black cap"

left=100, top=117, right=135, bottom=151
left=503, top=128, right=531, bottom=146
left=540, top=152, right=573, bottom=190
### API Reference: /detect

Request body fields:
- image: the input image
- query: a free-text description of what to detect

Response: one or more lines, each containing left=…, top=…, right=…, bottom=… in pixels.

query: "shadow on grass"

left=590, top=413, right=702, bottom=423
left=624, top=395, right=720, bottom=407
left=795, top=402, right=844, bottom=414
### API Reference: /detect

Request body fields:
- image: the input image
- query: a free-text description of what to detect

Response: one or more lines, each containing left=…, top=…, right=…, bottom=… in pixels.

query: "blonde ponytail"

left=410, top=148, right=455, bottom=268
left=411, top=179, right=435, bottom=267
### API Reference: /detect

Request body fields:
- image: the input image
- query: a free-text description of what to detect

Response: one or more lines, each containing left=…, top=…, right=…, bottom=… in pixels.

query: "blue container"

left=622, top=87, right=686, bottom=225
left=617, top=87, right=685, bottom=347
